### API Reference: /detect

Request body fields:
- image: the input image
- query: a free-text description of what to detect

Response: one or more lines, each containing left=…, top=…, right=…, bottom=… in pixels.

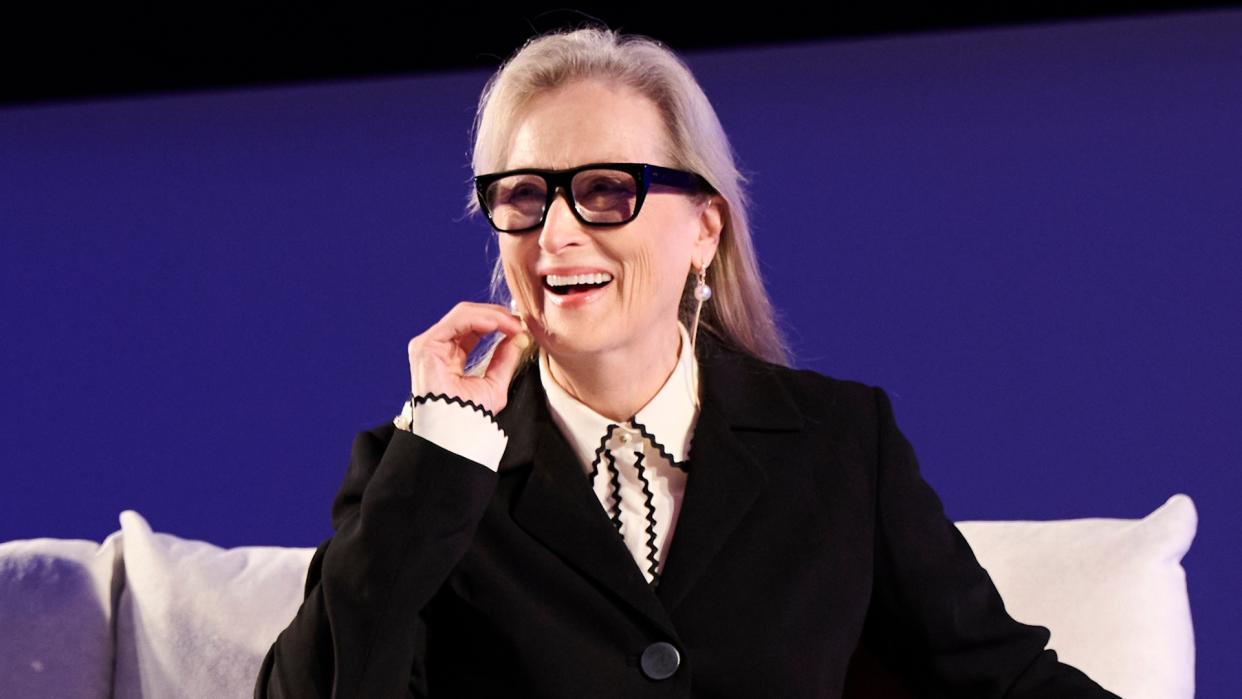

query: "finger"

left=451, top=302, right=527, bottom=332
left=410, top=330, right=478, bottom=375
left=445, top=310, right=527, bottom=362
left=412, top=313, right=518, bottom=369
left=424, top=305, right=525, bottom=345
left=483, top=328, right=531, bottom=392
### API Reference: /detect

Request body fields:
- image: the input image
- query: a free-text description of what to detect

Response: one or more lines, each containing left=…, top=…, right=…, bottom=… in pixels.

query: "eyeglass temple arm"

left=647, top=166, right=716, bottom=194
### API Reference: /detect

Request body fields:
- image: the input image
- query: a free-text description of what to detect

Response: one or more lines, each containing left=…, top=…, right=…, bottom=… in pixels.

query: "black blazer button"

left=640, top=641, right=681, bottom=680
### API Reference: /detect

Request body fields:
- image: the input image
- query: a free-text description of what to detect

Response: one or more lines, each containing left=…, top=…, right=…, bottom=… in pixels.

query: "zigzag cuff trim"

left=392, top=392, right=507, bottom=472
left=411, top=392, right=502, bottom=427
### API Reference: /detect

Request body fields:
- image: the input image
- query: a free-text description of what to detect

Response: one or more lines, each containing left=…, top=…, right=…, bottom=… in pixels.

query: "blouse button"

left=640, top=641, right=680, bottom=680
left=618, top=432, right=632, bottom=444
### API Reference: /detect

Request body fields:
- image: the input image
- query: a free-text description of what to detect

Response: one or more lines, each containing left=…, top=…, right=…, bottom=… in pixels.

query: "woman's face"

left=497, top=79, right=722, bottom=360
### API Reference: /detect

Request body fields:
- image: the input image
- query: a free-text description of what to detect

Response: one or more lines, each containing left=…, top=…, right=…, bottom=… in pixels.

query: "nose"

left=538, top=186, right=589, bottom=253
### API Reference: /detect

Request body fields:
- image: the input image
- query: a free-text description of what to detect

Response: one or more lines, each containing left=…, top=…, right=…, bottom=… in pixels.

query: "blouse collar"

left=539, top=321, right=700, bottom=470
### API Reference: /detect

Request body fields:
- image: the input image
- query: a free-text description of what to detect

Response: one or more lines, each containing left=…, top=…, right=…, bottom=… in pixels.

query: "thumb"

left=484, top=329, right=531, bottom=395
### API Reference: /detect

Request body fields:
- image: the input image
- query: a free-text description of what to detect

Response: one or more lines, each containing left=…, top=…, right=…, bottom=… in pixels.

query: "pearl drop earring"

left=690, top=265, right=712, bottom=353
left=693, top=267, right=713, bottom=302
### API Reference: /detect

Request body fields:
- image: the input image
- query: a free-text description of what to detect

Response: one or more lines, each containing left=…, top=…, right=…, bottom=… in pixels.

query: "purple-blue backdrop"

left=2, top=9, right=1238, bottom=695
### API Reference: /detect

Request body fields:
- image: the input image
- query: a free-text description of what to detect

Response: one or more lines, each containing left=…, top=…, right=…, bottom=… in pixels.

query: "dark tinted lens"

left=485, top=174, right=548, bottom=231
left=571, top=169, right=637, bottom=223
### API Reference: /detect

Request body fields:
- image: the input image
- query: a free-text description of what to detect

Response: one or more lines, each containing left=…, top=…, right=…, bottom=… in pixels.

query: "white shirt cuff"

left=393, top=395, right=507, bottom=472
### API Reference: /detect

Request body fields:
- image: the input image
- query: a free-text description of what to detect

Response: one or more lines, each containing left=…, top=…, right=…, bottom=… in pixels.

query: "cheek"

left=499, top=242, right=541, bottom=316
left=617, top=239, right=681, bottom=321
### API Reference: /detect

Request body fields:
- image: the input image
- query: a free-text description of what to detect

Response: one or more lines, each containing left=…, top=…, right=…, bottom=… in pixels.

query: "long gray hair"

left=464, top=26, right=790, bottom=374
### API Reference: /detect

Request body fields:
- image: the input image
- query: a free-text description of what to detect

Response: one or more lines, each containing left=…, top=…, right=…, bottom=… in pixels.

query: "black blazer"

left=255, top=331, right=1118, bottom=698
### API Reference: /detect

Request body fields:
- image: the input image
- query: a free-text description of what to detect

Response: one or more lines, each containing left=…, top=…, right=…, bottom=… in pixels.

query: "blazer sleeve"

left=253, top=423, right=499, bottom=698
left=861, top=387, right=1120, bottom=698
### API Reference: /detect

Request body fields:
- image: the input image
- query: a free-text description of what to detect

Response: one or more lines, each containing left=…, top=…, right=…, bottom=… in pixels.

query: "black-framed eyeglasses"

left=474, top=162, right=717, bottom=234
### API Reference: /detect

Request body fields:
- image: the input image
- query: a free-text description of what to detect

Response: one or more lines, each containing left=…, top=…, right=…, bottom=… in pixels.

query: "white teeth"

left=545, top=272, right=614, bottom=287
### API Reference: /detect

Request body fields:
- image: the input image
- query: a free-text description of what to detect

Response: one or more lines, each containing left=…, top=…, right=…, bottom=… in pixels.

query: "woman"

left=256, top=27, right=1119, bottom=697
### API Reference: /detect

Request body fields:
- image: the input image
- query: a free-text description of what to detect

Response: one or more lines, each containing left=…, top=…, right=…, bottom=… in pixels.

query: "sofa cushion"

left=113, top=511, right=314, bottom=699
left=72, top=494, right=1193, bottom=698
left=957, top=493, right=1197, bottom=699
left=0, top=531, right=122, bottom=699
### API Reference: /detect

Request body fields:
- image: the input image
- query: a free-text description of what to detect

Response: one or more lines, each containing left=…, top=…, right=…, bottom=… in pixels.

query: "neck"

left=545, top=322, right=682, bottom=423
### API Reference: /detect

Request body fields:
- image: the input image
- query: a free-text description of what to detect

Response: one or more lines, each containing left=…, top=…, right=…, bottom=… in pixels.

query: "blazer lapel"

left=654, top=332, right=804, bottom=613
left=494, top=331, right=804, bottom=633
left=498, top=357, right=678, bottom=638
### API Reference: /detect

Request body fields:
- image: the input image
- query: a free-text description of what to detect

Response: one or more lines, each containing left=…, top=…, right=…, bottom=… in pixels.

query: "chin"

left=535, top=325, right=612, bottom=357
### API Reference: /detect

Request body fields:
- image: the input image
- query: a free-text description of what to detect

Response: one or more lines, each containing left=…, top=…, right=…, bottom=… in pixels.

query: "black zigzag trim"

left=627, top=417, right=687, bottom=472
left=604, top=446, right=624, bottom=535
left=410, top=392, right=507, bottom=439
left=589, top=424, right=626, bottom=535
left=589, top=423, right=623, bottom=483
left=632, top=450, right=662, bottom=582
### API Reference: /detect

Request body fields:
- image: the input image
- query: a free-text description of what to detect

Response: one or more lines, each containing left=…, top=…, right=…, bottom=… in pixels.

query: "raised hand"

left=406, top=302, right=531, bottom=415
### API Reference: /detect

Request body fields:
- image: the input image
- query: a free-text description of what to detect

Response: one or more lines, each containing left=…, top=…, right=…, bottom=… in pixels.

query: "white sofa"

left=0, top=495, right=1197, bottom=699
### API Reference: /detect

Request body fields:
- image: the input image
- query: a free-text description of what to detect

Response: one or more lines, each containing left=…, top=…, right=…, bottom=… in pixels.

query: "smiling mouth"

left=542, top=273, right=614, bottom=296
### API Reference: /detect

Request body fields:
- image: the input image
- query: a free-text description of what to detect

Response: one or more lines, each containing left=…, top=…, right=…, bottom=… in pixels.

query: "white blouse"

left=394, top=322, right=700, bottom=585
